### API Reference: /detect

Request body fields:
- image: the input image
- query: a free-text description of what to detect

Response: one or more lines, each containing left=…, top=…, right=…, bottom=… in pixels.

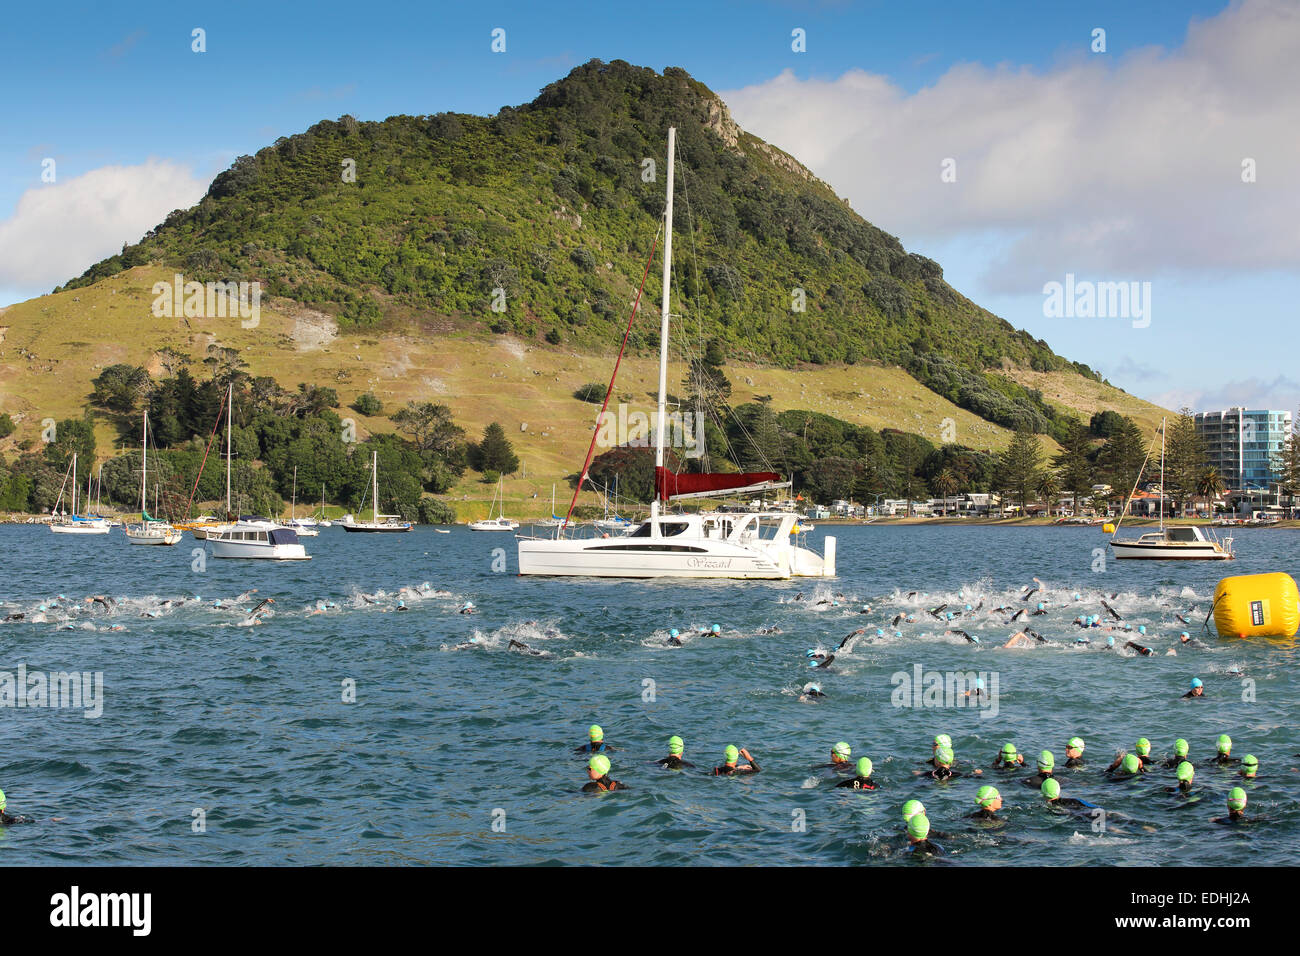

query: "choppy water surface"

left=1, top=523, right=1296, bottom=865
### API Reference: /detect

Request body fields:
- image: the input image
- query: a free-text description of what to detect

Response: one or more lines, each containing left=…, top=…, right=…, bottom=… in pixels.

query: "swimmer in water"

left=666, top=628, right=683, bottom=646
left=1040, top=777, right=1097, bottom=812
left=1064, top=737, right=1086, bottom=767
left=836, top=757, right=879, bottom=790
left=1030, top=602, right=1048, bottom=617
left=1163, top=738, right=1191, bottom=768
left=756, top=625, right=782, bottom=635
left=1002, top=629, right=1047, bottom=648
left=810, top=653, right=836, bottom=670
left=714, top=746, right=760, bottom=776
left=1240, top=754, right=1259, bottom=779
left=906, top=813, right=944, bottom=855
left=1023, top=750, right=1057, bottom=788
left=0, top=789, right=34, bottom=826
left=892, top=614, right=905, bottom=628
left=654, top=736, right=695, bottom=770
left=927, top=604, right=948, bottom=620
left=817, top=742, right=853, bottom=771
left=965, top=678, right=987, bottom=700
left=1023, top=578, right=1042, bottom=602
left=581, top=755, right=627, bottom=792
left=924, top=734, right=952, bottom=768
left=1125, top=641, right=1154, bottom=657
left=458, top=601, right=476, bottom=615
left=1210, top=788, right=1253, bottom=825
left=1107, top=739, right=1153, bottom=772
left=699, top=623, right=722, bottom=636
left=507, top=639, right=551, bottom=658
left=946, top=628, right=978, bottom=644
left=1101, top=600, right=1122, bottom=621
left=993, top=743, right=1025, bottom=769
left=1105, top=753, right=1145, bottom=780
left=838, top=628, right=865, bottom=650
left=969, top=786, right=1003, bottom=821
left=1214, top=735, right=1240, bottom=766
left=922, top=746, right=963, bottom=781
left=1164, top=761, right=1196, bottom=794
left=574, top=725, right=614, bottom=755
left=1182, top=677, right=1206, bottom=698
left=799, top=682, right=827, bottom=702
left=1177, top=631, right=1207, bottom=649
left=1009, top=608, right=1027, bottom=623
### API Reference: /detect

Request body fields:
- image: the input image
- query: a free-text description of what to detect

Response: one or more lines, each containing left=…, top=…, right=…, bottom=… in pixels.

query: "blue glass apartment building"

left=1193, top=407, right=1293, bottom=492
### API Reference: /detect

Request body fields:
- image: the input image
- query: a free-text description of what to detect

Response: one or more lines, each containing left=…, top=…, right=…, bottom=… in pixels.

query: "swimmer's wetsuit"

left=1048, top=798, right=1095, bottom=811
left=967, top=808, right=1000, bottom=821
left=1065, top=756, right=1086, bottom=768
left=655, top=756, right=695, bottom=770
left=1126, top=642, right=1154, bottom=656
left=923, top=766, right=961, bottom=781
left=1181, top=689, right=1207, bottom=699
left=908, top=839, right=944, bottom=855
left=1164, top=756, right=1191, bottom=769
left=714, top=760, right=761, bottom=776
left=581, top=775, right=627, bottom=792
left=574, top=742, right=614, bottom=754
left=835, top=776, right=879, bottom=790
left=1215, top=754, right=1241, bottom=766
left=1022, top=771, right=1054, bottom=788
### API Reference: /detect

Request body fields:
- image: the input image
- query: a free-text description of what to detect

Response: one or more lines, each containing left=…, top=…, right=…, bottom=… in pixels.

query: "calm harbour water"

left=0, top=522, right=1296, bottom=866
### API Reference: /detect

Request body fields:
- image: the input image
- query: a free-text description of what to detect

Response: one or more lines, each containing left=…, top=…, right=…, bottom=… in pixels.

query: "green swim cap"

left=1135, top=738, right=1151, bottom=756
left=1177, top=761, right=1194, bottom=783
left=1122, top=753, right=1141, bottom=774
left=833, top=741, right=851, bottom=758
left=1227, top=787, right=1247, bottom=811
left=1174, top=738, right=1189, bottom=756
left=589, top=754, right=611, bottom=776
left=668, top=735, right=684, bottom=755
left=908, top=813, right=931, bottom=840
left=935, top=746, right=954, bottom=766
left=1242, top=755, right=1258, bottom=777
left=1068, top=736, right=1085, bottom=753
left=1001, top=742, right=1017, bottom=757
left=856, top=757, right=873, bottom=778
left=0, top=788, right=5, bottom=812
left=725, top=745, right=739, bottom=763
left=976, top=785, right=1000, bottom=809
left=1038, top=750, right=1055, bottom=771
left=1217, top=734, right=1232, bottom=754
left=902, top=799, right=925, bottom=821
left=934, top=733, right=952, bottom=749
left=1041, top=778, right=1061, bottom=799
left=589, top=724, right=604, bottom=742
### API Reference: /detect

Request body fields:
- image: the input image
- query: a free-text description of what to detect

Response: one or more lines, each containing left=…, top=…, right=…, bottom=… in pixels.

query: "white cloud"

left=721, top=0, right=1300, bottom=294
left=1152, top=375, right=1300, bottom=415
left=0, top=159, right=207, bottom=292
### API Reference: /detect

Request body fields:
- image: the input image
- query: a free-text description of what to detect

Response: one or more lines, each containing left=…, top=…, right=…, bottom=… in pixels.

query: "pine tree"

left=1163, top=409, right=1207, bottom=515
left=1098, top=416, right=1147, bottom=507
left=1051, top=417, right=1094, bottom=514
left=998, top=429, right=1042, bottom=513
left=475, top=422, right=519, bottom=475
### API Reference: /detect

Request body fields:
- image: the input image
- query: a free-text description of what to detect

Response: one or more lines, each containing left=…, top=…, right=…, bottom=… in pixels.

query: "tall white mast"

left=225, top=384, right=233, bottom=517
left=651, top=126, right=676, bottom=533
left=1159, top=416, right=1167, bottom=533
left=372, top=451, right=379, bottom=523
left=71, top=452, right=78, bottom=517
left=140, top=410, right=149, bottom=518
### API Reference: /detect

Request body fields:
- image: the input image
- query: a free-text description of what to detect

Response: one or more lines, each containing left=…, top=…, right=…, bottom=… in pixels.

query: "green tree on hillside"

left=1052, top=418, right=1094, bottom=515
left=1163, top=409, right=1207, bottom=515
left=472, top=422, right=519, bottom=475
left=998, top=429, right=1042, bottom=513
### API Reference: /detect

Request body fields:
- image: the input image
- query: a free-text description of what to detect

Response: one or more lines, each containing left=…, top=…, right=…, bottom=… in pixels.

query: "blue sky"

left=4, top=0, right=1294, bottom=412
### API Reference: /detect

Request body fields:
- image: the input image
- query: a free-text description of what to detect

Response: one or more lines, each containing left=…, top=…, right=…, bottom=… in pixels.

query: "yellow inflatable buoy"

left=1213, top=572, right=1300, bottom=639
left=1103, top=523, right=1115, bottom=534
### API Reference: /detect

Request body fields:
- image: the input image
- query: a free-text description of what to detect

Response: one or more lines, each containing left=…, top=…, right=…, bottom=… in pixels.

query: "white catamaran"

left=517, top=127, right=835, bottom=579
left=1109, top=417, right=1234, bottom=560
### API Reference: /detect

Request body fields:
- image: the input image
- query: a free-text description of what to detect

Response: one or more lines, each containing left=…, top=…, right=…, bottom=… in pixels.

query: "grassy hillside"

left=0, top=265, right=1167, bottom=519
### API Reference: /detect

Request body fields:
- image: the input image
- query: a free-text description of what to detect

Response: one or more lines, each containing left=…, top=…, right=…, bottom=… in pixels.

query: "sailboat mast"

left=71, top=452, right=78, bottom=517
left=292, top=465, right=298, bottom=522
left=140, top=411, right=149, bottom=516
left=1159, top=416, right=1167, bottom=532
left=372, top=451, right=379, bottom=523
left=225, top=384, right=233, bottom=517
left=651, top=126, right=676, bottom=530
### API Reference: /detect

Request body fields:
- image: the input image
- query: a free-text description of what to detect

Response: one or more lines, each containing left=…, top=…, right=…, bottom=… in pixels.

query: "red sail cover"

left=655, top=467, right=782, bottom=501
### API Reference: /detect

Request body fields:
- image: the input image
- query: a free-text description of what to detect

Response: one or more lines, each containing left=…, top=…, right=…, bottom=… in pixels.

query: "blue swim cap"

left=971, top=636, right=981, bottom=644
left=945, top=612, right=953, bottom=620
left=1138, top=625, right=1146, bottom=635
left=1107, top=637, right=1115, bottom=647
left=875, top=629, right=885, bottom=637
left=893, top=631, right=902, bottom=639
left=806, top=649, right=817, bottom=657
left=1180, top=631, right=1189, bottom=640
left=669, top=628, right=679, bottom=638
left=808, top=683, right=821, bottom=693
left=976, top=678, right=985, bottom=689
left=1036, top=602, right=1045, bottom=610
left=965, top=604, right=972, bottom=611
left=711, top=624, right=721, bottom=634
left=1190, top=677, right=1203, bottom=689
left=1072, top=593, right=1081, bottom=601
left=808, top=660, right=820, bottom=668
left=1124, top=623, right=1133, bottom=631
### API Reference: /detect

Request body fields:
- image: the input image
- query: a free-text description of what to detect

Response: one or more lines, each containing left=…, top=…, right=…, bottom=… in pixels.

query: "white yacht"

left=124, top=411, right=182, bottom=546
left=208, top=518, right=310, bottom=560
left=517, top=128, right=835, bottom=580
left=1110, top=418, right=1233, bottom=560
left=341, top=452, right=412, bottom=532
left=469, top=477, right=519, bottom=531
left=49, top=453, right=111, bottom=535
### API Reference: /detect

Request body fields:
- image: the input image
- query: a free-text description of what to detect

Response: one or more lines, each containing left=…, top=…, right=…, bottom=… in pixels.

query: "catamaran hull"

left=517, top=537, right=834, bottom=579
left=1110, top=542, right=1232, bottom=560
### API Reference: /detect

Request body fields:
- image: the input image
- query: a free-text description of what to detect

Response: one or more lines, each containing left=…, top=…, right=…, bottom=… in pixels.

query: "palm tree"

left=1195, top=467, right=1225, bottom=518
left=934, top=468, right=959, bottom=516
left=1036, top=470, right=1061, bottom=516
